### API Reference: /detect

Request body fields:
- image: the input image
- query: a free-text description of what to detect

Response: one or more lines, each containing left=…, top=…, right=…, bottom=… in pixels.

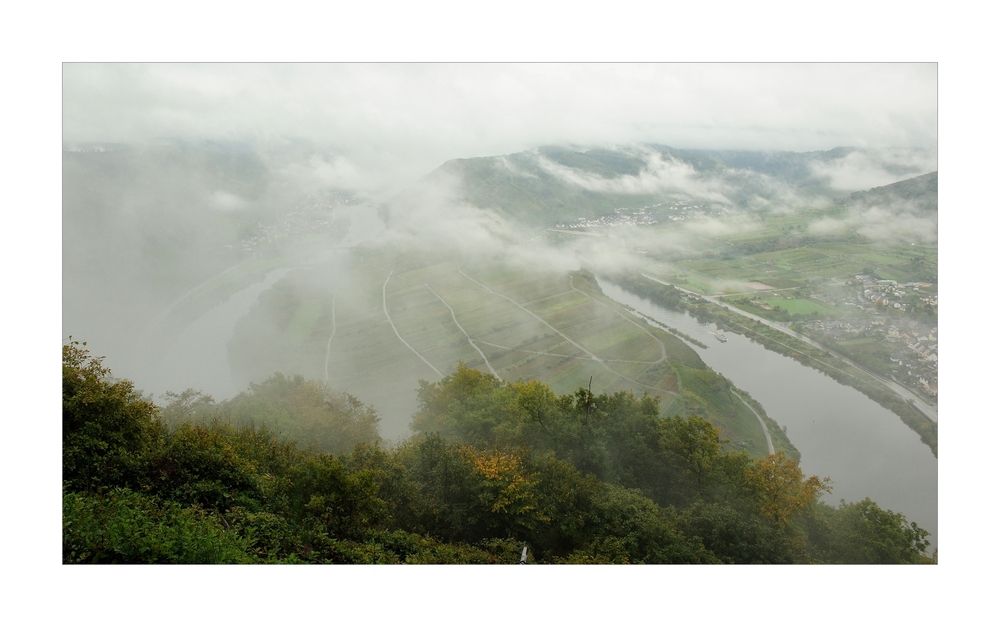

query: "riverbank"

left=594, top=274, right=937, bottom=550
left=610, top=270, right=937, bottom=457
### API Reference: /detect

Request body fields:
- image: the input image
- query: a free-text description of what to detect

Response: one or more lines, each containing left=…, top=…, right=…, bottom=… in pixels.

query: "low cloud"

left=277, top=154, right=365, bottom=193
left=806, top=199, right=936, bottom=244
left=683, top=216, right=748, bottom=238
left=209, top=190, right=248, bottom=211
left=536, top=148, right=732, bottom=204
left=854, top=203, right=937, bottom=244
left=807, top=217, right=849, bottom=237
left=809, top=148, right=937, bottom=190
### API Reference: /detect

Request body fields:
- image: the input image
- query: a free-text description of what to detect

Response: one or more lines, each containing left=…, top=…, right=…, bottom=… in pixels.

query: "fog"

left=64, top=63, right=936, bottom=193
left=62, top=64, right=938, bottom=427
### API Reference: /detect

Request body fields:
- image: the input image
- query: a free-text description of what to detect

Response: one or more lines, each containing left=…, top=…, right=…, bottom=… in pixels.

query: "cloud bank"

left=64, top=63, right=938, bottom=192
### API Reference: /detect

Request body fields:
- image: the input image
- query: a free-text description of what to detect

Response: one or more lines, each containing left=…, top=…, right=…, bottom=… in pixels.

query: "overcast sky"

left=63, top=63, right=937, bottom=190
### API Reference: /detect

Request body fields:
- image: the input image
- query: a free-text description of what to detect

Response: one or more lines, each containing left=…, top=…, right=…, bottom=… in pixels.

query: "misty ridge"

left=63, top=140, right=937, bottom=406
left=61, top=138, right=941, bottom=428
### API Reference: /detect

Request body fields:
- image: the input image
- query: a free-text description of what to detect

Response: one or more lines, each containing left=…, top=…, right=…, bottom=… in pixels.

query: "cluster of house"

left=886, top=324, right=938, bottom=398
left=799, top=316, right=938, bottom=399
left=230, top=197, right=346, bottom=256
left=552, top=200, right=729, bottom=229
left=554, top=208, right=658, bottom=229
left=665, top=202, right=721, bottom=222
left=852, top=275, right=934, bottom=313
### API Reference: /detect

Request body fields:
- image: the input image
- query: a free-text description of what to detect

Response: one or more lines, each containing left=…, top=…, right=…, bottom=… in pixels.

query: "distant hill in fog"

left=848, top=171, right=937, bottom=214
left=385, top=145, right=936, bottom=227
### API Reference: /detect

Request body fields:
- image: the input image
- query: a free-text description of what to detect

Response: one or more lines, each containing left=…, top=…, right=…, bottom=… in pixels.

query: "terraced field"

left=228, top=252, right=773, bottom=451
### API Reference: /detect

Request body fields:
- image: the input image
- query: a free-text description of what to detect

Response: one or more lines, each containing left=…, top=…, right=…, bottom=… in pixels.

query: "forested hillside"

left=63, top=341, right=932, bottom=564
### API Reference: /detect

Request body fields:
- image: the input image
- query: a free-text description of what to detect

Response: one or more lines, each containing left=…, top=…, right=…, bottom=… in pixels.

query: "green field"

left=761, top=298, right=840, bottom=316
left=639, top=206, right=936, bottom=297
left=228, top=252, right=777, bottom=453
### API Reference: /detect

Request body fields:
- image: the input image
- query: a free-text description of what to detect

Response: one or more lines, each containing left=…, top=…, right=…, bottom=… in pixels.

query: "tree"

left=679, top=501, right=793, bottom=564
left=63, top=340, right=160, bottom=492
left=660, top=415, right=723, bottom=500
left=411, top=362, right=509, bottom=444
left=158, top=388, right=217, bottom=425
left=741, top=451, right=830, bottom=528
left=829, top=498, right=931, bottom=564
left=222, top=373, right=382, bottom=454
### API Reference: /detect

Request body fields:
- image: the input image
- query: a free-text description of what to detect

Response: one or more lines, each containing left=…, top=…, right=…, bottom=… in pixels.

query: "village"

left=552, top=199, right=729, bottom=230
left=797, top=313, right=937, bottom=400
left=847, top=274, right=937, bottom=315
left=228, top=192, right=359, bottom=256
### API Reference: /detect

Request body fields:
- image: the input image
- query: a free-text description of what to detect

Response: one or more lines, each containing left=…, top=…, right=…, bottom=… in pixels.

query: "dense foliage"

left=63, top=342, right=932, bottom=564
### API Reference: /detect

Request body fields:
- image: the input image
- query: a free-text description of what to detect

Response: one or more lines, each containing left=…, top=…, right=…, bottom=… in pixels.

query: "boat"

left=714, top=332, right=727, bottom=343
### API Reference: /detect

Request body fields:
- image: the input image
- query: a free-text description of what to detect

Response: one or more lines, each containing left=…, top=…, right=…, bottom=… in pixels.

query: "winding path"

left=458, top=268, right=677, bottom=397
left=425, top=284, right=500, bottom=378
left=382, top=271, right=443, bottom=377
left=733, top=391, right=774, bottom=454
left=569, top=276, right=667, bottom=365
left=324, top=295, right=336, bottom=383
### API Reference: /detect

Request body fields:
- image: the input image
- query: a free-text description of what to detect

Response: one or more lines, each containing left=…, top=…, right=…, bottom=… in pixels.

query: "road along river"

left=596, top=276, right=938, bottom=549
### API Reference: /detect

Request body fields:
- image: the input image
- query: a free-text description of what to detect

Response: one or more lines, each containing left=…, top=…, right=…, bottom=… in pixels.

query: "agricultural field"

left=759, top=298, right=841, bottom=316
left=227, top=251, right=777, bottom=453
left=635, top=205, right=936, bottom=300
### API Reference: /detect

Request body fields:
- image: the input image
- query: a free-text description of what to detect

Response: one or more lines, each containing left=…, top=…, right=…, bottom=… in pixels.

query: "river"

left=596, top=277, right=938, bottom=548
left=144, top=204, right=386, bottom=402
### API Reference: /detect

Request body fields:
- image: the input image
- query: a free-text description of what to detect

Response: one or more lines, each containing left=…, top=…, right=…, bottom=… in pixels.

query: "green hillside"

left=227, top=251, right=789, bottom=457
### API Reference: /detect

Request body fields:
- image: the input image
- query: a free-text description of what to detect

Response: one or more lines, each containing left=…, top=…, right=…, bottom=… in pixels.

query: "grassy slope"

left=228, top=252, right=778, bottom=454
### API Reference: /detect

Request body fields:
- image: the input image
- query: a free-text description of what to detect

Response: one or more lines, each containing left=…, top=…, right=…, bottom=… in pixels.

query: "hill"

left=382, top=145, right=936, bottom=229
left=848, top=171, right=938, bottom=214
left=385, top=145, right=819, bottom=227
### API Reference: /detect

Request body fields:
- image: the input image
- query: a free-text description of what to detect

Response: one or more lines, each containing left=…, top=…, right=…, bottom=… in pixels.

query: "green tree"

left=63, top=340, right=161, bottom=492
left=158, top=388, right=217, bottom=425
left=222, top=373, right=382, bottom=454
left=678, top=501, right=792, bottom=564
left=660, top=415, right=724, bottom=501
left=63, top=488, right=254, bottom=564
left=828, top=498, right=931, bottom=564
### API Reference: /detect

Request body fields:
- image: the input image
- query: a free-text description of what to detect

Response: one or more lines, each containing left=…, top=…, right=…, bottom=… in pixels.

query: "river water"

left=596, top=277, right=938, bottom=547
left=147, top=205, right=386, bottom=402
left=152, top=267, right=292, bottom=400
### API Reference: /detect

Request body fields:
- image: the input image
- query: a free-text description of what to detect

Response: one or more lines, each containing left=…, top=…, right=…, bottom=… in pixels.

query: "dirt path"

left=569, top=276, right=666, bottom=365
left=383, top=271, right=443, bottom=378
left=458, top=268, right=677, bottom=397
left=733, top=391, right=774, bottom=454
left=324, top=295, right=336, bottom=383
left=426, top=285, right=500, bottom=378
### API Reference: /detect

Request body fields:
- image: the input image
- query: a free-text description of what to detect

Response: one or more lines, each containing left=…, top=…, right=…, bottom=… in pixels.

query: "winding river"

left=145, top=204, right=386, bottom=402
left=596, top=277, right=938, bottom=548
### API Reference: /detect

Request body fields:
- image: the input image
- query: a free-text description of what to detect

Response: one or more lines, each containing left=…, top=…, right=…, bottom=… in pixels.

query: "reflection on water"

left=597, top=277, right=938, bottom=548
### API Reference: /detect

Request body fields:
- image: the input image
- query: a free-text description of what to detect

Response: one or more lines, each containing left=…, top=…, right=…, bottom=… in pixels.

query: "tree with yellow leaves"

left=742, top=451, right=830, bottom=528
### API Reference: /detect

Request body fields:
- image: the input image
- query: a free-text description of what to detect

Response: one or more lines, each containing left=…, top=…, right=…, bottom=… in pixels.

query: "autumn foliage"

left=63, top=347, right=931, bottom=564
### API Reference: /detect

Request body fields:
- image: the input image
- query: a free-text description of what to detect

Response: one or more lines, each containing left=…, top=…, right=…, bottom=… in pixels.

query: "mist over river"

left=596, top=277, right=938, bottom=548
left=141, top=205, right=386, bottom=402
